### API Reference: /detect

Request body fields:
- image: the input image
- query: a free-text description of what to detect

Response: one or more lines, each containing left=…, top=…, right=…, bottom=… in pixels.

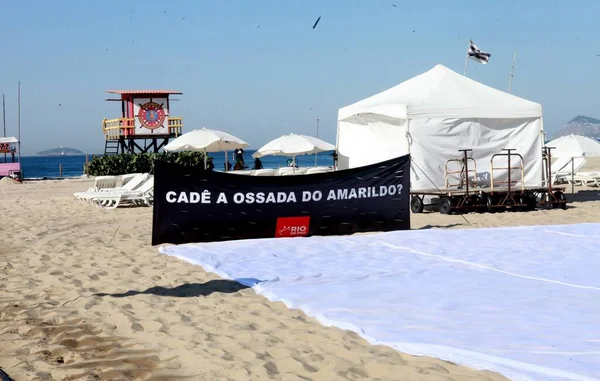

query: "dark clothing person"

left=224, top=161, right=232, bottom=171
left=206, top=159, right=215, bottom=171
left=252, top=158, right=263, bottom=170
left=234, top=161, right=244, bottom=171
left=234, top=148, right=245, bottom=166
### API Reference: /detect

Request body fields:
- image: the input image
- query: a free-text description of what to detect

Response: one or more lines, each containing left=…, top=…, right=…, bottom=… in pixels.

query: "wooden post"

left=59, top=163, right=63, bottom=178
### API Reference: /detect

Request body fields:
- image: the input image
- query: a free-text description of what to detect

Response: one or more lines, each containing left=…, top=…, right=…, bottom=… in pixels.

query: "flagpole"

left=18, top=81, right=21, bottom=170
left=2, top=94, right=6, bottom=162
left=508, top=51, right=517, bottom=93
left=463, top=40, right=470, bottom=77
left=314, top=118, right=320, bottom=166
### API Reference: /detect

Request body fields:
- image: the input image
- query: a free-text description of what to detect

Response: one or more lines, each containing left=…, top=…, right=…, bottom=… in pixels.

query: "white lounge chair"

left=277, top=167, right=308, bottom=176
left=74, top=173, right=149, bottom=204
left=91, top=176, right=154, bottom=209
left=572, top=172, right=600, bottom=187
left=306, top=166, right=333, bottom=175
left=229, top=170, right=256, bottom=176
left=93, top=176, right=119, bottom=191
left=253, top=169, right=277, bottom=176
left=120, top=173, right=142, bottom=186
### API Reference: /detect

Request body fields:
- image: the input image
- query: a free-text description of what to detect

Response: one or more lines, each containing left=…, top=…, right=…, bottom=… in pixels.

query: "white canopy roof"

left=164, top=128, right=249, bottom=153
left=0, top=137, right=18, bottom=144
left=338, top=64, right=542, bottom=120
left=546, top=134, right=600, bottom=158
left=253, top=133, right=335, bottom=158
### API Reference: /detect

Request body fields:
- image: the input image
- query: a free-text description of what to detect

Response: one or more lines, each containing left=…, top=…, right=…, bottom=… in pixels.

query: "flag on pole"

left=467, top=40, right=491, bottom=64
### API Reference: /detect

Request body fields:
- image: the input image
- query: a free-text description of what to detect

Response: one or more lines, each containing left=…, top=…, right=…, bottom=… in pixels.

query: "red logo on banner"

left=275, top=217, right=310, bottom=238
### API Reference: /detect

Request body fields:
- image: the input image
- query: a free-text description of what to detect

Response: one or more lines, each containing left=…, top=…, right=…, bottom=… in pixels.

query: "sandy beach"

left=1, top=178, right=598, bottom=381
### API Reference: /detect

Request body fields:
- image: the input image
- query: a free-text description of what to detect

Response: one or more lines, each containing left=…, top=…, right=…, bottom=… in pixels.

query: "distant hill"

left=553, top=115, right=600, bottom=140
left=36, top=147, right=84, bottom=156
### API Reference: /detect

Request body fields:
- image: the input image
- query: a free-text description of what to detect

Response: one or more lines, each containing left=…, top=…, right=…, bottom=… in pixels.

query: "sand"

left=1, top=179, right=598, bottom=381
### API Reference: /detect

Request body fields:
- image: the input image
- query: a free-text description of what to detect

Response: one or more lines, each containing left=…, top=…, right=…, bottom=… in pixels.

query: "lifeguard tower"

left=102, top=90, right=183, bottom=155
left=0, top=136, right=21, bottom=180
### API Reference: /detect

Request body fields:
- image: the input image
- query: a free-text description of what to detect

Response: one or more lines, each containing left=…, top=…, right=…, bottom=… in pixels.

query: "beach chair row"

left=551, top=157, right=600, bottom=187
left=74, top=173, right=154, bottom=209
left=229, top=166, right=334, bottom=176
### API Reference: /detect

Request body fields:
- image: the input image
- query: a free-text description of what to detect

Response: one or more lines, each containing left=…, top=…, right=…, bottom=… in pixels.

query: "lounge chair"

left=74, top=173, right=149, bottom=204
left=306, top=166, right=333, bottom=175
left=93, top=176, right=119, bottom=191
left=571, top=172, right=600, bottom=187
left=277, top=167, right=308, bottom=176
left=91, top=176, right=154, bottom=209
left=229, top=170, right=256, bottom=176
left=120, top=173, right=142, bottom=186
left=253, top=169, right=277, bottom=176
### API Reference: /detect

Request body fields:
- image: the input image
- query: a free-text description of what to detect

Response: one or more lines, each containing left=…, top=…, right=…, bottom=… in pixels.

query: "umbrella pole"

left=293, top=155, right=296, bottom=175
left=224, top=151, right=227, bottom=172
left=204, top=148, right=207, bottom=170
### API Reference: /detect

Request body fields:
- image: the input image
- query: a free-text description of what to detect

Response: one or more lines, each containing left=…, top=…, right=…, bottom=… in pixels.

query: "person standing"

left=234, top=148, right=245, bottom=167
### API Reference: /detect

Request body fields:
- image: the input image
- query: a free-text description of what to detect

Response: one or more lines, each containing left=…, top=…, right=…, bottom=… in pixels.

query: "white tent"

left=336, top=64, right=545, bottom=190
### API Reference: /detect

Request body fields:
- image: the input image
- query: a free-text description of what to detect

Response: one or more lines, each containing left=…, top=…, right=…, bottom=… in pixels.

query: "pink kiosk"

left=0, top=137, right=21, bottom=180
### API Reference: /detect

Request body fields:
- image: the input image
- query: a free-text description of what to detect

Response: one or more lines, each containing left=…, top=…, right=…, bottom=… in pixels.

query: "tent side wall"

left=337, top=115, right=409, bottom=170
left=337, top=116, right=544, bottom=190
left=409, top=117, right=543, bottom=190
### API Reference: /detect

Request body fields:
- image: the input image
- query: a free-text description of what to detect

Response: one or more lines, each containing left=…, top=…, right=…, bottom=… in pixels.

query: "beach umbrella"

left=252, top=133, right=335, bottom=173
left=546, top=134, right=600, bottom=158
left=164, top=128, right=249, bottom=170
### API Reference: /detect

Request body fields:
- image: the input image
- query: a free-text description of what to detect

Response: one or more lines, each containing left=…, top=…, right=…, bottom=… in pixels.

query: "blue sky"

left=1, top=0, right=599, bottom=154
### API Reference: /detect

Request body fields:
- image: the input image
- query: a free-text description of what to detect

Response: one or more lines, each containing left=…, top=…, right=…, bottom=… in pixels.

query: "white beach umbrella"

left=164, top=128, right=249, bottom=170
left=253, top=133, right=335, bottom=158
left=546, top=134, right=600, bottom=158
left=252, top=133, right=335, bottom=174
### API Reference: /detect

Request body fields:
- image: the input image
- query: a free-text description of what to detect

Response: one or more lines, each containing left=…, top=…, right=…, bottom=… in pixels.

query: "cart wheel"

left=485, top=194, right=495, bottom=213
left=410, top=196, right=424, bottom=213
left=438, top=197, right=452, bottom=215
left=470, top=195, right=485, bottom=213
left=524, top=192, right=537, bottom=211
left=553, top=191, right=567, bottom=210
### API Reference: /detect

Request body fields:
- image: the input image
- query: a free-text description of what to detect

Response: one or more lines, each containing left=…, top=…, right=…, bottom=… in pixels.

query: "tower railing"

left=102, top=117, right=183, bottom=139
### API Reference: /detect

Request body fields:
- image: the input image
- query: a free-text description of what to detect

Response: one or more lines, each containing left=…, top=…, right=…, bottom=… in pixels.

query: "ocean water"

left=18, top=150, right=336, bottom=179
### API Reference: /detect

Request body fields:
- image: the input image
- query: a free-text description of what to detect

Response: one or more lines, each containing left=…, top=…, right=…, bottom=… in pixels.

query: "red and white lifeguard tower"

left=0, top=136, right=21, bottom=180
left=102, top=90, right=183, bottom=155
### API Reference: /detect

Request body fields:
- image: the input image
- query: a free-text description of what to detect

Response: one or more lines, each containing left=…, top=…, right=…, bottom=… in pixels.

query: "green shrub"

left=85, top=152, right=213, bottom=176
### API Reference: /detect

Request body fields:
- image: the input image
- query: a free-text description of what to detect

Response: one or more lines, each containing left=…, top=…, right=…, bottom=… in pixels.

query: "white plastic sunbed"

left=228, top=170, right=256, bottom=176
left=306, top=166, right=333, bottom=175
left=120, top=173, right=142, bottom=186
left=277, top=167, right=308, bottom=176
left=92, top=176, right=119, bottom=191
left=570, top=172, right=600, bottom=187
left=91, top=176, right=154, bottom=209
left=74, top=173, right=149, bottom=204
left=253, top=169, right=277, bottom=176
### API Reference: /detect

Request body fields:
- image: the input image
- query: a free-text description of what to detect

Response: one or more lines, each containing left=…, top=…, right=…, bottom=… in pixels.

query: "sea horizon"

left=16, top=150, right=336, bottom=179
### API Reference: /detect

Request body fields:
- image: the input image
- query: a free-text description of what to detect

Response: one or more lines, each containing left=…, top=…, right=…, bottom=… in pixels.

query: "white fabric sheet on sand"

left=160, top=223, right=600, bottom=381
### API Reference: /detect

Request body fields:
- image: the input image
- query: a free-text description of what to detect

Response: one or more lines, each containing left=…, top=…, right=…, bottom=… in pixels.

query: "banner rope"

left=409, top=158, right=472, bottom=227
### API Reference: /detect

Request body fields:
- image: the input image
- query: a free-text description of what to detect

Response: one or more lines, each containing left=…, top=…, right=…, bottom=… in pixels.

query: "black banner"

left=151, top=154, right=411, bottom=245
